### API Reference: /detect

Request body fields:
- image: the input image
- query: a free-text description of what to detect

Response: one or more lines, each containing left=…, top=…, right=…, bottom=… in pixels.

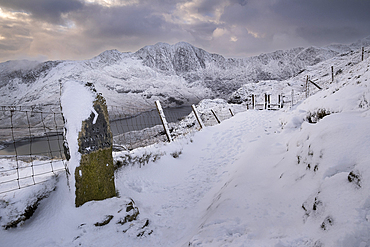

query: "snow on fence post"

left=282, top=94, right=284, bottom=108
left=331, top=66, right=334, bottom=83
left=155, top=100, right=172, bottom=143
left=267, top=94, right=271, bottom=109
left=278, top=94, right=284, bottom=109
left=191, top=104, right=204, bottom=129
left=291, top=89, right=294, bottom=108
left=211, top=109, right=221, bottom=124
left=61, top=81, right=116, bottom=207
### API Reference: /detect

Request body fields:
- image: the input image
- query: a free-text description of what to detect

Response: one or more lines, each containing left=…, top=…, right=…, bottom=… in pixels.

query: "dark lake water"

left=0, top=134, right=65, bottom=158
left=0, top=106, right=193, bottom=158
left=110, top=105, right=192, bottom=135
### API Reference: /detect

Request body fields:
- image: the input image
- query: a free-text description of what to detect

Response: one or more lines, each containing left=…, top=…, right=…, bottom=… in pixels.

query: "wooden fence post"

left=306, top=75, right=309, bottom=98
left=267, top=94, right=271, bottom=109
left=309, top=79, right=322, bottom=90
left=211, top=109, right=221, bottom=124
left=155, top=100, right=172, bottom=143
left=251, top=94, right=255, bottom=109
left=229, top=108, right=234, bottom=117
left=362, top=47, right=364, bottom=61
left=278, top=94, right=281, bottom=108
left=264, top=93, right=268, bottom=110
left=279, top=94, right=284, bottom=109
left=191, top=104, right=204, bottom=129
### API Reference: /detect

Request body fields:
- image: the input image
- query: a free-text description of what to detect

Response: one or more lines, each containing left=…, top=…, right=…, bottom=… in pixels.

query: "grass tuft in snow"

left=306, top=108, right=331, bottom=123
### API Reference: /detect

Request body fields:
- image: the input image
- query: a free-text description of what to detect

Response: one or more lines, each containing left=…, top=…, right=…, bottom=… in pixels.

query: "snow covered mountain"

left=1, top=37, right=370, bottom=113
left=1, top=38, right=370, bottom=246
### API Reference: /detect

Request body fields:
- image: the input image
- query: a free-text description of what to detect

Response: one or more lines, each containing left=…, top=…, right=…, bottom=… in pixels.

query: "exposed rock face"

left=0, top=60, right=61, bottom=88
left=134, top=42, right=208, bottom=74
left=133, top=42, right=341, bottom=81
left=131, top=42, right=348, bottom=98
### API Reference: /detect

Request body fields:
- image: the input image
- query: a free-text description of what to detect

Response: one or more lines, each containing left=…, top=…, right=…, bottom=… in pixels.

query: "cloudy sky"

left=0, top=0, right=369, bottom=63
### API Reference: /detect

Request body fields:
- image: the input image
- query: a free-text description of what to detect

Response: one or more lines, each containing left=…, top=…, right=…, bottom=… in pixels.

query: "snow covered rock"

left=0, top=176, right=57, bottom=229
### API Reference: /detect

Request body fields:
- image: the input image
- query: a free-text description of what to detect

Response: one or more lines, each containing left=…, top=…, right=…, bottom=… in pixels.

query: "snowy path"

left=2, top=107, right=370, bottom=247
left=0, top=109, right=284, bottom=247
left=113, top=110, right=285, bottom=246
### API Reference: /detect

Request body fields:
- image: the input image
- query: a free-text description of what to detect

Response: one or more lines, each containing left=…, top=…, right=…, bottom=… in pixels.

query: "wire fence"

left=0, top=106, right=67, bottom=194
left=109, top=100, right=251, bottom=151
left=108, top=105, right=192, bottom=150
left=0, top=90, right=304, bottom=194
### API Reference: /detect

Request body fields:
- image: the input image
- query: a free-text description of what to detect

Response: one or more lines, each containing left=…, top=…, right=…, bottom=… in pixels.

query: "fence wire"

left=108, top=102, right=246, bottom=150
left=108, top=105, right=194, bottom=150
left=0, top=91, right=303, bottom=194
left=0, top=106, right=67, bottom=194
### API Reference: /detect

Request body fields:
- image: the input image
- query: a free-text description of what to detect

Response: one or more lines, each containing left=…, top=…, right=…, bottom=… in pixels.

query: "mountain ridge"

left=0, top=37, right=369, bottom=111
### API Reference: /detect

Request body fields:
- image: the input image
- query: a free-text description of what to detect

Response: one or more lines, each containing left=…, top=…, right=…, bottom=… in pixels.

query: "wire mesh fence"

left=109, top=104, right=194, bottom=150
left=109, top=100, right=250, bottom=151
left=0, top=91, right=304, bottom=194
left=0, top=106, right=67, bottom=194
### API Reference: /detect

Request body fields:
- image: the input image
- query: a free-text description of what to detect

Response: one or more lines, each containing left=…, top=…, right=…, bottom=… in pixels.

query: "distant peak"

left=153, top=42, right=170, bottom=47
left=142, top=41, right=196, bottom=50
left=97, top=49, right=122, bottom=56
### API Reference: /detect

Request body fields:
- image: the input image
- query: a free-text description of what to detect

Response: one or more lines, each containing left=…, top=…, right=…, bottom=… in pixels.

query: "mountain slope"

left=1, top=46, right=370, bottom=246
left=1, top=38, right=369, bottom=113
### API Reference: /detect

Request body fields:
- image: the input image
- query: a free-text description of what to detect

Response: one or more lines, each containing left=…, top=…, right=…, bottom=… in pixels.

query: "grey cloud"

left=220, top=1, right=261, bottom=26
left=73, top=5, right=175, bottom=38
left=0, top=0, right=84, bottom=24
left=1, top=0, right=370, bottom=63
left=185, top=21, right=219, bottom=45
left=270, top=0, right=370, bottom=42
left=0, top=43, right=22, bottom=51
left=196, top=0, right=225, bottom=16
left=229, top=0, right=249, bottom=6
left=0, top=19, right=32, bottom=41
left=218, top=0, right=370, bottom=49
left=271, top=0, right=370, bottom=24
left=238, top=0, right=248, bottom=6
left=296, top=26, right=363, bottom=45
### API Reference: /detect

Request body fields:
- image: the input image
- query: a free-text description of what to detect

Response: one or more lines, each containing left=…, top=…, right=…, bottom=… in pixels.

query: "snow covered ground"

left=1, top=47, right=370, bottom=246
left=0, top=62, right=370, bottom=247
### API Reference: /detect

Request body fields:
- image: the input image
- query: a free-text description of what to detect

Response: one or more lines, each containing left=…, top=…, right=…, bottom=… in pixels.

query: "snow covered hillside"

left=1, top=40, right=370, bottom=246
left=1, top=37, right=370, bottom=114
